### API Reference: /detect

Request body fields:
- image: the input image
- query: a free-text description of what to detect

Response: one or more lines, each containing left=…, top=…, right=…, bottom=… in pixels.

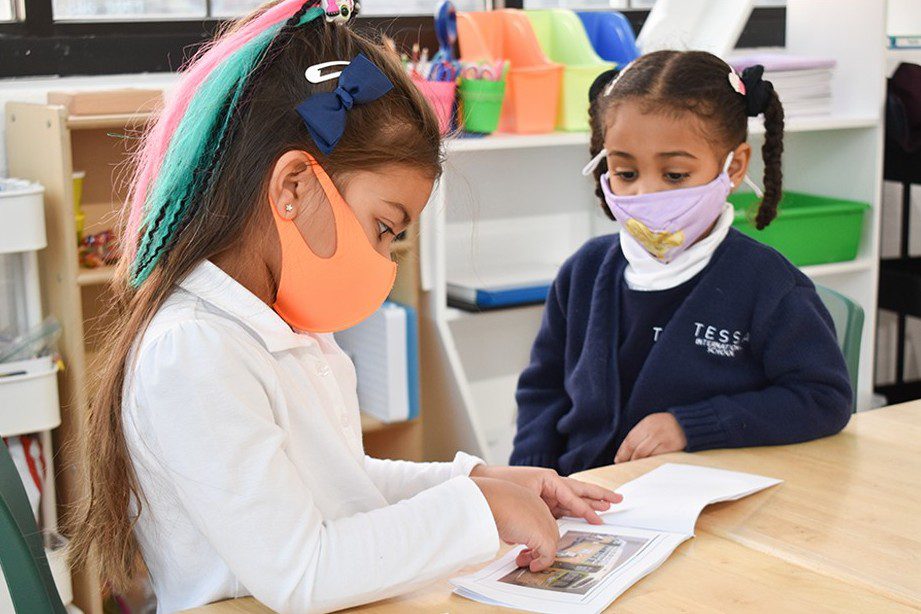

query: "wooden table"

left=185, top=403, right=921, bottom=613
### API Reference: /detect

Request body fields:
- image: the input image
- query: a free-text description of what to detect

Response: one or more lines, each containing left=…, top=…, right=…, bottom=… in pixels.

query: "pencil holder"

left=413, top=78, right=457, bottom=135
left=457, top=10, right=562, bottom=134
left=459, top=78, right=506, bottom=134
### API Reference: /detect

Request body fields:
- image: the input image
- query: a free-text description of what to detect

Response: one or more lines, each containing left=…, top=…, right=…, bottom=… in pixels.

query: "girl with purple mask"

left=511, top=50, right=852, bottom=474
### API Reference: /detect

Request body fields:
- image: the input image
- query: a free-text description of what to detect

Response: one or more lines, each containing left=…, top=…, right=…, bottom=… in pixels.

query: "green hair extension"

left=131, top=7, right=323, bottom=285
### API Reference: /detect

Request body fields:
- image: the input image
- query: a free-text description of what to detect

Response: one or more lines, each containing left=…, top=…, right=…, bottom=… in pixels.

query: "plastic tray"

left=525, top=9, right=615, bottom=131
left=729, top=191, right=870, bottom=266
left=578, top=11, right=639, bottom=65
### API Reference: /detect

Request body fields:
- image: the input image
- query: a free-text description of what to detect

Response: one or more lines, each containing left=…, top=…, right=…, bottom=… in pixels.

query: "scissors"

left=433, top=1, right=457, bottom=63
left=428, top=60, right=458, bottom=82
left=460, top=64, right=497, bottom=81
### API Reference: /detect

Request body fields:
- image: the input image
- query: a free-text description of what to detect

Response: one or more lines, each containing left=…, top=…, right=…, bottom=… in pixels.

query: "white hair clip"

left=324, top=0, right=357, bottom=24
left=728, top=70, right=746, bottom=95
left=604, top=60, right=634, bottom=97
left=305, top=59, right=351, bottom=83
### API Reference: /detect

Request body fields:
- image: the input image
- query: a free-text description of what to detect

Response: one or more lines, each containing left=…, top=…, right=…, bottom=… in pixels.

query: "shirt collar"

left=177, top=260, right=316, bottom=353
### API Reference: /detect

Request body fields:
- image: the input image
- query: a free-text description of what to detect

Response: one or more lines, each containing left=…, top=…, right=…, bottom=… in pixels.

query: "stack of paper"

left=730, top=54, right=836, bottom=117
left=452, top=463, right=781, bottom=614
left=334, top=301, right=419, bottom=423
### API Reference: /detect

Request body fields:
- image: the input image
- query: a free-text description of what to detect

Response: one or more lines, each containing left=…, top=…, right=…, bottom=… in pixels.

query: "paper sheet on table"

left=600, top=463, right=782, bottom=536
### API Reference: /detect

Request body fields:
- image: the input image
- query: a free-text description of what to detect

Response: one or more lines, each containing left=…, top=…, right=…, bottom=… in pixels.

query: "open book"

left=452, top=464, right=781, bottom=614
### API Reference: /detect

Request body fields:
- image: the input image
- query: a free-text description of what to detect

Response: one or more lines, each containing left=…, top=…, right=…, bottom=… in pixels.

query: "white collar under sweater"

left=621, top=203, right=735, bottom=292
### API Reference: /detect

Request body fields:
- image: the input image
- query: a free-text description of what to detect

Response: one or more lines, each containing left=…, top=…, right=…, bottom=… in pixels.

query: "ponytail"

left=755, top=88, right=784, bottom=229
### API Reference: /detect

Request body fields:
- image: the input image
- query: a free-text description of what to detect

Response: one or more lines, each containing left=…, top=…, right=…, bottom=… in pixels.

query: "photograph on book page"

left=452, top=522, right=687, bottom=614
left=498, top=531, right=650, bottom=595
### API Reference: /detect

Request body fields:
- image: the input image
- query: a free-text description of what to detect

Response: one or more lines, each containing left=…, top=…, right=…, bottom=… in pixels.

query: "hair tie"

left=296, top=53, right=393, bottom=154
left=739, top=64, right=774, bottom=117
left=323, top=0, right=357, bottom=24
left=588, top=68, right=618, bottom=103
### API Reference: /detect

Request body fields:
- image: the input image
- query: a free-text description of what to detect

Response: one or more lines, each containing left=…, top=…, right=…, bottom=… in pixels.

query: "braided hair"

left=588, top=50, right=784, bottom=230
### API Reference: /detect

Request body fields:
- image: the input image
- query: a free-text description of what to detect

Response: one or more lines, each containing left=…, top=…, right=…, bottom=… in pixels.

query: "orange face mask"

left=271, top=158, right=397, bottom=333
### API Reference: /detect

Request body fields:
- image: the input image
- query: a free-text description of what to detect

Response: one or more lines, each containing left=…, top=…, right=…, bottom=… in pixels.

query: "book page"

left=452, top=522, right=687, bottom=614
left=600, top=463, right=782, bottom=536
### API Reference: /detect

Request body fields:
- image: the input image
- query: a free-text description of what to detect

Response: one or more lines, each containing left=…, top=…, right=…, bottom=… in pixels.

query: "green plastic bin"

left=525, top=9, right=615, bottom=131
left=729, top=191, right=870, bottom=267
left=459, top=77, right=507, bottom=134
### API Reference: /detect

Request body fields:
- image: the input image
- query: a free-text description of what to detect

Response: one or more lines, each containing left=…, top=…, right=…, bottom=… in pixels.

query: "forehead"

left=602, top=100, right=716, bottom=159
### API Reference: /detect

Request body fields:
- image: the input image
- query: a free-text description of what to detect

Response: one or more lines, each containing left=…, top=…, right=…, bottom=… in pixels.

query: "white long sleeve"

left=363, top=453, right=484, bottom=503
left=124, top=261, right=500, bottom=613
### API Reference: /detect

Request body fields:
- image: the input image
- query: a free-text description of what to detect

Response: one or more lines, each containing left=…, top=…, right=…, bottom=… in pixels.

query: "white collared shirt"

left=123, top=260, right=499, bottom=614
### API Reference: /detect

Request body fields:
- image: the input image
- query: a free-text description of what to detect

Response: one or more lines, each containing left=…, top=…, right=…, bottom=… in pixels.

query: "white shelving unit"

left=0, top=180, right=72, bottom=608
left=419, top=0, right=887, bottom=465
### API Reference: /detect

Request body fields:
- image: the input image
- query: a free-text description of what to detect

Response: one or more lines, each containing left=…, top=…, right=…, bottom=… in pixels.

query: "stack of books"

left=334, top=302, right=419, bottom=423
left=729, top=54, right=836, bottom=117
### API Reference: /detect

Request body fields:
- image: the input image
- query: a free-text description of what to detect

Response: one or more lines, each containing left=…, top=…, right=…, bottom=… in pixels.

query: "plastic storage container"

left=525, top=9, right=615, bottom=131
left=729, top=191, right=870, bottom=266
left=578, top=11, right=640, bottom=65
left=457, top=10, right=562, bottom=134
left=459, top=77, right=507, bottom=134
left=413, top=78, right=456, bottom=135
left=0, top=179, right=45, bottom=254
left=0, top=356, right=61, bottom=436
left=0, top=179, right=60, bottom=439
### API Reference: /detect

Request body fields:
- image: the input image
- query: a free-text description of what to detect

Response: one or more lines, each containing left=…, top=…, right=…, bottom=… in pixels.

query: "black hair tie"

left=740, top=64, right=774, bottom=117
left=588, top=68, right=619, bottom=103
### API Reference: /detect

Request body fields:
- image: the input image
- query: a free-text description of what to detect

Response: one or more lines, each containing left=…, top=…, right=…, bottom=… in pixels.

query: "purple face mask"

left=590, top=153, right=741, bottom=263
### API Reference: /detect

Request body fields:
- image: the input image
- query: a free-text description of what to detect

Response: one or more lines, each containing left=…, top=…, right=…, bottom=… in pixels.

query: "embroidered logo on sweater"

left=693, top=322, right=749, bottom=357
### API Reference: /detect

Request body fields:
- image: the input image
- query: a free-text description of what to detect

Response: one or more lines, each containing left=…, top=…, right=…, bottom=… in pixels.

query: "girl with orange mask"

left=67, top=2, right=620, bottom=612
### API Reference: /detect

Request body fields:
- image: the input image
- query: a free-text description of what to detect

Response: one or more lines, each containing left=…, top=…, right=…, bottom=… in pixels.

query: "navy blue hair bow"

left=296, top=53, right=393, bottom=155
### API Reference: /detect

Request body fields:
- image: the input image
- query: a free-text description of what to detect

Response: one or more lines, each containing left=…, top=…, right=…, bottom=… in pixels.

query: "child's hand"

left=471, top=466, right=622, bottom=524
left=615, top=412, right=687, bottom=463
left=471, top=476, right=561, bottom=571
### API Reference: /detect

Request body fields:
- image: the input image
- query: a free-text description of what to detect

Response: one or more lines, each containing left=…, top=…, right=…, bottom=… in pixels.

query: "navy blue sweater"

left=510, top=230, right=852, bottom=475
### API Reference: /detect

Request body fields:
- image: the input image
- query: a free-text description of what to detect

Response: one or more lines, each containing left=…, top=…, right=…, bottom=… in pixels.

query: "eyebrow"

left=384, top=200, right=411, bottom=226
left=608, top=150, right=698, bottom=160
left=657, top=151, right=698, bottom=159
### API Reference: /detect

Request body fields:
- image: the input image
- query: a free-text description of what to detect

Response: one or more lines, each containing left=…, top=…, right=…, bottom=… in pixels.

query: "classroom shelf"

left=65, top=113, right=152, bottom=130
left=801, top=257, right=876, bottom=278
left=445, top=303, right=545, bottom=322
left=76, top=265, right=116, bottom=286
left=446, top=132, right=589, bottom=152
left=442, top=258, right=873, bottom=323
left=443, top=113, right=881, bottom=153
left=749, top=113, right=880, bottom=135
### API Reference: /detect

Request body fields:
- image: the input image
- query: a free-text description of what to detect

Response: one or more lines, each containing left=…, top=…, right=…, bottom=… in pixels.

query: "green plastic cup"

left=459, top=78, right=507, bottom=134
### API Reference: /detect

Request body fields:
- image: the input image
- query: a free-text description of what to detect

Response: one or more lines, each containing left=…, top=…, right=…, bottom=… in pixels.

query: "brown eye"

left=377, top=221, right=394, bottom=237
left=665, top=172, right=690, bottom=183
left=614, top=171, right=637, bottom=181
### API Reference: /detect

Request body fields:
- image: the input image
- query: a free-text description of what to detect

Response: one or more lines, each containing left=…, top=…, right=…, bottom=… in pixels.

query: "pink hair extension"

left=122, top=0, right=310, bottom=265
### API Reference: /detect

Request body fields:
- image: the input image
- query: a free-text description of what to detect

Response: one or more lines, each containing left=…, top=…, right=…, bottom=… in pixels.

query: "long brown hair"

left=67, top=2, right=441, bottom=590
left=588, top=50, right=784, bottom=229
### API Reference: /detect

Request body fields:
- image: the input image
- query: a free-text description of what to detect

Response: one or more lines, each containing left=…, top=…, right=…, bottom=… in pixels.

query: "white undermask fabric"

left=620, top=203, right=735, bottom=291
